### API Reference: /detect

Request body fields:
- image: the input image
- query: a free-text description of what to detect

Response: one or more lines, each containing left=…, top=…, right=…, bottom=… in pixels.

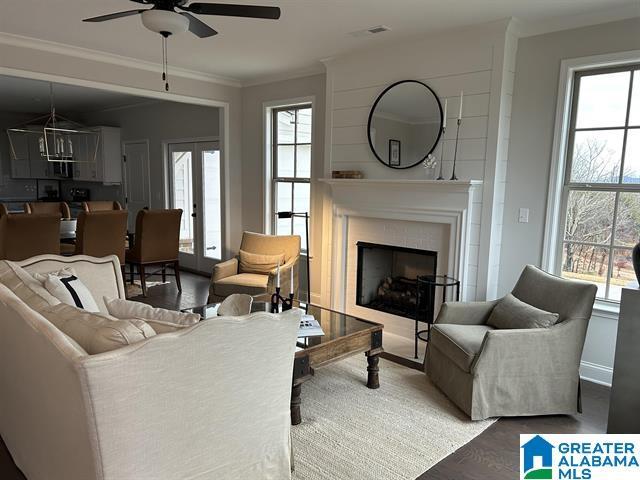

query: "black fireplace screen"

left=356, top=242, right=437, bottom=320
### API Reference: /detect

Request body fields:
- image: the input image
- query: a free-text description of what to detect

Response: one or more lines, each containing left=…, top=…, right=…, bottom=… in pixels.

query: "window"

left=559, top=64, right=640, bottom=303
left=271, top=104, right=312, bottom=251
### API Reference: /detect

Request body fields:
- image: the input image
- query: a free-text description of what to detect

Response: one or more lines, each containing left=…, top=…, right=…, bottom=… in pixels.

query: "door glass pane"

left=171, top=150, right=194, bottom=254
left=561, top=243, right=609, bottom=299
left=570, top=130, right=623, bottom=183
left=564, top=190, right=615, bottom=244
left=615, top=192, right=640, bottom=247
left=296, top=144, right=311, bottom=178
left=202, top=149, right=222, bottom=260
left=277, top=145, right=295, bottom=177
left=296, top=108, right=312, bottom=143
left=629, top=70, right=640, bottom=126
left=277, top=110, right=295, bottom=143
left=575, top=71, right=630, bottom=129
left=610, top=249, right=637, bottom=301
left=623, top=129, right=640, bottom=183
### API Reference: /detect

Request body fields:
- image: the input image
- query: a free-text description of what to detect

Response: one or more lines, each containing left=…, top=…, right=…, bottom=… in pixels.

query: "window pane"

left=623, top=129, right=640, bottom=183
left=202, top=149, right=222, bottom=260
left=277, top=218, right=292, bottom=235
left=564, top=190, right=615, bottom=244
left=296, top=144, right=311, bottom=178
left=296, top=108, right=312, bottom=143
left=293, top=182, right=310, bottom=213
left=615, top=192, right=640, bottom=247
left=277, top=145, right=295, bottom=177
left=294, top=216, right=307, bottom=252
left=575, top=71, right=630, bottom=129
left=570, top=130, right=623, bottom=183
left=276, top=181, right=292, bottom=214
left=171, top=150, right=194, bottom=254
left=277, top=110, right=295, bottom=143
left=561, top=243, right=609, bottom=299
left=610, top=249, right=637, bottom=301
left=629, top=70, right=640, bottom=126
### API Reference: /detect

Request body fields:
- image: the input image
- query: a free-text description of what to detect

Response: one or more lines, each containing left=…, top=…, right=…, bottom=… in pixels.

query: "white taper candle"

left=290, top=267, right=294, bottom=295
left=276, top=262, right=280, bottom=288
left=442, top=99, right=447, bottom=129
left=458, top=91, right=464, bottom=120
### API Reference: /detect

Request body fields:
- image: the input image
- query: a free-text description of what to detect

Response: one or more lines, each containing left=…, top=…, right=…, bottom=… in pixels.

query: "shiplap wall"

left=322, top=20, right=515, bottom=300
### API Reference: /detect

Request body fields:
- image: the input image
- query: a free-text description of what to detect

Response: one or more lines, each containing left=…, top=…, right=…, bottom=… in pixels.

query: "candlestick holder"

left=270, top=287, right=295, bottom=313
left=436, top=125, right=446, bottom=180
left=450, top=118, right=461, bottom=181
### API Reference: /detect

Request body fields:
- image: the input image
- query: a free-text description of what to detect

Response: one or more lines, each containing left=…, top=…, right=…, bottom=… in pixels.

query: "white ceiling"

left=0, top=75, right=154, bottom=114
left=1, top=0, right=638, bottom=84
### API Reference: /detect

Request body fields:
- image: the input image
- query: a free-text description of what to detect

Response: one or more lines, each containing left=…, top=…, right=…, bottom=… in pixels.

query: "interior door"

left=123, top=141, right=151, bottom=231
left=168, top=141, right=223, bottom=273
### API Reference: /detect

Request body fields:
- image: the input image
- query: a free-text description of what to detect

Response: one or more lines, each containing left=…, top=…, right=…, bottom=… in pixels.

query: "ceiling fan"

left=83, top=0, right=281, bottom=89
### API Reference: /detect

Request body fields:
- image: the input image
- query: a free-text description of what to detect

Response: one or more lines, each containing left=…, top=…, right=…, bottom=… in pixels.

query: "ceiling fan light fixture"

left=141, top=9, right=189, bottom=35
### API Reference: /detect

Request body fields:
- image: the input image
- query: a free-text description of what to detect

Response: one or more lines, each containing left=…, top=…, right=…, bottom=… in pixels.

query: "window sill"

left=592, top=300, right=620, bottom=320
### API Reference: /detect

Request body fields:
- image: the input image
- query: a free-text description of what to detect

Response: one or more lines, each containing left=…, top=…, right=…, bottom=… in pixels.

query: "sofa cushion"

left=431, top=324, right=494, bottom=372
left=104, top=297, right=200, bottom=334
left=214, top=273, right=269, bottom=297
left=33, top=268, right=100, bottom=312
left=487, top=293, right=559, bottom=330
left=238, top=250, right=284, bottom=275
left=0, top=260, right=60, bottom=311
left=38, top=303, right=156, bottom=354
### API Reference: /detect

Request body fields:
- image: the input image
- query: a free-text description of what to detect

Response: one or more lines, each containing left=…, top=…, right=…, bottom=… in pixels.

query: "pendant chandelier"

left=6, top=84, right=100, bottom=163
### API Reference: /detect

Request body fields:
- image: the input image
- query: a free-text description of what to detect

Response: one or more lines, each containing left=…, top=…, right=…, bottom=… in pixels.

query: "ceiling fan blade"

left=184, top=3, right=281, bottom=20
left=179, top=12, right=218, bottom=38
left=83, top=9, right=146, bottom=22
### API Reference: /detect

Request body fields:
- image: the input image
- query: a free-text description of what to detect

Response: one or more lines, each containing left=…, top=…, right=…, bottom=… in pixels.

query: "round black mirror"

left=367, top=80, right=443, bottom=169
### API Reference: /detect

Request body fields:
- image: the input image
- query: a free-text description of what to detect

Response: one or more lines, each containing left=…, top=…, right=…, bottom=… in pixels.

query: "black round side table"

left=415, top=274, right=460, bottom=358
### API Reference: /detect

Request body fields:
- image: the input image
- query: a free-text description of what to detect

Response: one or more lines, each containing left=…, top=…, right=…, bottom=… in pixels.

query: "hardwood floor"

left=0, top=272, right=611, bottom=479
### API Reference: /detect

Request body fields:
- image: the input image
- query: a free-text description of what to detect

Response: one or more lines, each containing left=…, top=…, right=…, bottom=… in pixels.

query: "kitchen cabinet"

left=9, top=131, right=31, bottom=179
left=28, top=133, right=49, bottom=179
left=73, top=127, right=122, bottom=184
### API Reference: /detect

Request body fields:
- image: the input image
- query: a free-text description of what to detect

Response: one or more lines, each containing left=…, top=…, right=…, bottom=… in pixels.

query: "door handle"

left=191, top=213, right=196, bottom=218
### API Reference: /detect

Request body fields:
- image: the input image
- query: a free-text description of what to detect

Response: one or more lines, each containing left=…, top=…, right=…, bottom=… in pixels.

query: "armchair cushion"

left=487, top=293, right=559, bottom=330
left=431, top=324, right=495, bottom=372
left=213, top=273, right=269, bottom=297
left=238, top=249, right=284, bottom=275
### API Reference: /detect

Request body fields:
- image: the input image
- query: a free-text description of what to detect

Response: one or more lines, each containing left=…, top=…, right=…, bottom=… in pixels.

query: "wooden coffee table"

left=186, top=298, right=383, bottom=425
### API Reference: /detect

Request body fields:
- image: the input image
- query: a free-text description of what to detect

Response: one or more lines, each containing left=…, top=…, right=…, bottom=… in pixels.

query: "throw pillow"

left=238, top=250, right=285, bottom=275
left=0, top=260, right=60, bottom=311
left=39, top=303, right=156, bottom=354
left=104, top=297, right=200, bottom=334
left=487, top=293, right=559, bottom=329
left=33, top=268, right=100, bottom=312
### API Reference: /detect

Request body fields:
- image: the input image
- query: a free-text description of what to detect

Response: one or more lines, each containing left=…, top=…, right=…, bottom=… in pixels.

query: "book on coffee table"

left=298, top=313, right=324, bottom=338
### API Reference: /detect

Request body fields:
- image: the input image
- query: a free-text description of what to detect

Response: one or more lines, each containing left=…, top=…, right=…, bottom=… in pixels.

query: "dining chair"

left=24, top=202, right=71, bottom=219
left=82, top=201, right=123, bottom=212
left=0, top=213, right=61, bottom=261
left=75, top=210, right=128, bottom=266
left=0, top=204, right=8, bottom=217
left=125, top=209, right=183, bottom=297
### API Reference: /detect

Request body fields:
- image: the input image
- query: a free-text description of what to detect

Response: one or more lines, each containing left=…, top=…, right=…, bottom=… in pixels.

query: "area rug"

left=125, top=280, right=170, bottom=298
left=291, top=356, right=495, bottom=480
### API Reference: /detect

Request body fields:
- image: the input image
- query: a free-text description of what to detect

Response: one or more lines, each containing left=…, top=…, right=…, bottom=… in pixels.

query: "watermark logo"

left=520, top=434, right=640, bottom=480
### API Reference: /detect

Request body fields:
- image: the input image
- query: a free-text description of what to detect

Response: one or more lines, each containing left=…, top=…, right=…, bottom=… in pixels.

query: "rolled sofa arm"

left=472, top=318, right=586, bottom=376
left=435, top=299, right=500, bottom=326
left=212, top=257, right=238, bottom=282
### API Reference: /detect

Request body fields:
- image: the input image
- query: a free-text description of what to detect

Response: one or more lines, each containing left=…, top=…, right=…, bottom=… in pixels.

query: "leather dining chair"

left=82, top=201, right=123, bottom=212
left=126, top=208, right=183, bottom=297
left=0, top=204, right=8, bottom=217
left=24, top=202, right=71, bottom=219
left=74, top=210, right=128, bottom=266
left=0, top=213, right=61, bottom=261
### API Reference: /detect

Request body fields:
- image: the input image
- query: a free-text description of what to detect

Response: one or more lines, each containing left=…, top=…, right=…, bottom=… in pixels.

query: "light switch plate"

left=519, top=208, right=530, bottom=223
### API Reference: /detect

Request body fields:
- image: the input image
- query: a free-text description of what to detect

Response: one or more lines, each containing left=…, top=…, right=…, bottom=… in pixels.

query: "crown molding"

left=0, top=32, right=243, bottom=88
left=241, top=64, right=326, bottom=88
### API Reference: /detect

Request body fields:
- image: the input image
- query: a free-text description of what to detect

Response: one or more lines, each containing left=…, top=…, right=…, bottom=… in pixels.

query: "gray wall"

left=241, top=74, right=326, bottom=299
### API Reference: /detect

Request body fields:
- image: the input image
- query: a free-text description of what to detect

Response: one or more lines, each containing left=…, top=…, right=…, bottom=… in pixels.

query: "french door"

left=168, top=141, right=223, bottom=273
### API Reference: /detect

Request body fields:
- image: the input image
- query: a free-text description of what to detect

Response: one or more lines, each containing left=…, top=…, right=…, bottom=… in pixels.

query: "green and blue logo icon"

left=521, top=435, right=554, bottom=479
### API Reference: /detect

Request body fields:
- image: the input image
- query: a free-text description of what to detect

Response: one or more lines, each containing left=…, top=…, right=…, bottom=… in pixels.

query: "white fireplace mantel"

left=322, top=177, right=483, bottom=315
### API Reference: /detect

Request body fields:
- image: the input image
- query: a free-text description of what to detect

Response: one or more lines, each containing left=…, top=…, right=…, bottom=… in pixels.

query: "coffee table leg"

left=291, top=383, right=302, bottom=425
left=366, top=354, right=380, bottom=389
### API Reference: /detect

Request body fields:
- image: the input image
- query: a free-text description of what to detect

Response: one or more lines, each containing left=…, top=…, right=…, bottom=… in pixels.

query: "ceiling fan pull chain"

left=165, top=36, right=169, bottom=92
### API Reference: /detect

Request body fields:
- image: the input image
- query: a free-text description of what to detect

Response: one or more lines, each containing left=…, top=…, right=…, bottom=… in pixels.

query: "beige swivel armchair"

left=208, top=232, right=301, bottom=303
left=426, top=265, right=597, bottom=420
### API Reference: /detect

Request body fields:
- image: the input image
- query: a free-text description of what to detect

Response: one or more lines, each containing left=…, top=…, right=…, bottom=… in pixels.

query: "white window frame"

left=263, top=96, right=315, bottom=254
left=543, top=50, right=640, bottom=316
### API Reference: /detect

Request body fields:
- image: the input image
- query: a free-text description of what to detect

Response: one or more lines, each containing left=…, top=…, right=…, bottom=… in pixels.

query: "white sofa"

left=0, top=254, right=300, bottom=480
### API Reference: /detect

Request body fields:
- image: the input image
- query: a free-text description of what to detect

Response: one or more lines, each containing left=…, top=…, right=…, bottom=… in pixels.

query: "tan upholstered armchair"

left=426, top=265, right=597, bottom=420
left=208, top=232, right=301, bottom=303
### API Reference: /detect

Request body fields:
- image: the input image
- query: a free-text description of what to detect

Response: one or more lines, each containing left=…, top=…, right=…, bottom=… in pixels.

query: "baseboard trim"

left=580, top=361, right=613, bottom=387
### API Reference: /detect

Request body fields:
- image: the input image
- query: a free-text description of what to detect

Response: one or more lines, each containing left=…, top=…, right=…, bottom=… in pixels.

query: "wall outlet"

left=518, top=208, right=530, bottom=223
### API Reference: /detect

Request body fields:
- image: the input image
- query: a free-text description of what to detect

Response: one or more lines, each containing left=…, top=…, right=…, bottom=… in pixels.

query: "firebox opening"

left=356, top=241, right=437, bottom=320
